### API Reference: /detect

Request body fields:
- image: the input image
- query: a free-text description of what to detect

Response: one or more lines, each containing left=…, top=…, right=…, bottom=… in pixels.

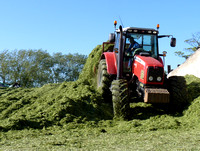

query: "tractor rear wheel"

left=97, top=59, right=112, bottom=102
left=111, top=79, right=130, bottom=119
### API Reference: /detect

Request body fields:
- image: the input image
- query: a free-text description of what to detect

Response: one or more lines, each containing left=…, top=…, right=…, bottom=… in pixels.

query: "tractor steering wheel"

left=133, top=48, right=146, bottom=56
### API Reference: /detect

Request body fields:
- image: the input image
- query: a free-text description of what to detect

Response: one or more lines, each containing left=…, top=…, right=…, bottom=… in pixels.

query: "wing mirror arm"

left=158, top=35, right=176, bottom=47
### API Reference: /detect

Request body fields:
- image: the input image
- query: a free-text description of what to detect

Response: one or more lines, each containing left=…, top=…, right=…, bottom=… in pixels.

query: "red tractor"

left=97, top=21, right=180, bottom=119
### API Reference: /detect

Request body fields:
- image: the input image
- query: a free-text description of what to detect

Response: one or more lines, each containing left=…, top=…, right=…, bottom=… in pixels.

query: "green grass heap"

left=0, top=44, right=200, bottom=131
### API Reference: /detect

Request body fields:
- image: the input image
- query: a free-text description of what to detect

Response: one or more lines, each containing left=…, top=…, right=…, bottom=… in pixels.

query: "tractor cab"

left=114, top=27, right=159, bottom=58
left=124, top=30, right=158, bottom=58
left=116, top=27, right=159, bottom=73
left=109, top=26, right=176, bottom=74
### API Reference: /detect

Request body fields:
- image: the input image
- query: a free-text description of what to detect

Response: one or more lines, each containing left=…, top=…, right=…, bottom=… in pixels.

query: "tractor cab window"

left=125, top=33, right=158, bottom=58
left=114, top=33, right=126, bottom=53
left=114, top=33, right=120, bottom=51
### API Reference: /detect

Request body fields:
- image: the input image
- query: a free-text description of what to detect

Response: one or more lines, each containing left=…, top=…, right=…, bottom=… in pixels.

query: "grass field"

left=0, top=123, right=200, bottom=150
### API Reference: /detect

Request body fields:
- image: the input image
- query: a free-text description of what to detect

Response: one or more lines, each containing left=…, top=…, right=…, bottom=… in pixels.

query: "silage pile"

left=0, top=44, right=113, bottom=131
left=168, top=48, right=200, bottom=78
left=182, top=75, right=200, bottom=128
left=0, top=44, right=200, bottom=131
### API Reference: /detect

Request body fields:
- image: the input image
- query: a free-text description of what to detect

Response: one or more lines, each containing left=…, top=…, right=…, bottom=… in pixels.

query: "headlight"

left=149, top=76, right=153, bottom=81
left=157, top=77, right=162, bottom=82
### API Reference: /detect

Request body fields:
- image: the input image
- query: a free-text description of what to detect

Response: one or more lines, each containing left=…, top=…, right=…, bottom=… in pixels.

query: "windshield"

left=125, top=33, right=158, bottom=58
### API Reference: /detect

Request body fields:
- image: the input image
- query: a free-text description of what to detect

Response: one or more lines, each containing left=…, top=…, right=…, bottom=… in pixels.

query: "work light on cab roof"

left=114, top=20, right=117, bottom=29
left=114, top=20, right=117, bottom=26
left=157, top=24, right=160, bottom=30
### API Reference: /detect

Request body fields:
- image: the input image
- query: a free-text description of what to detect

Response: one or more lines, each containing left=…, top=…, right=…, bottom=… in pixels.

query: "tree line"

left=0, top=49, right=87, bottom=87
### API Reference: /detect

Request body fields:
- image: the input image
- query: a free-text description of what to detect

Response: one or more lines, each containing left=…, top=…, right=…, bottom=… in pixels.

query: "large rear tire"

left=97, top=59, right=112, bottom=102
left=111, top=79, right=130, bottom=119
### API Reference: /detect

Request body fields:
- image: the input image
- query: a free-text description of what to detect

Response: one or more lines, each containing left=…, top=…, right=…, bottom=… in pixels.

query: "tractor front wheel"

left=167, top=76, right=188, bottom=112
left=111, top=79, right=130, bottom=119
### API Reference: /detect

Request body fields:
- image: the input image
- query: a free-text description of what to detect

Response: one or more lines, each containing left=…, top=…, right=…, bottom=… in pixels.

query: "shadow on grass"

left=128, top=103, right=171, bottom=120
left=0, top=119, right=50, bottom=132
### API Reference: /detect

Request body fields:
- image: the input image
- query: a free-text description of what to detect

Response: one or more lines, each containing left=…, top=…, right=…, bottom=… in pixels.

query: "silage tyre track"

left=97, top=59, right=112, bottom=103
left=167, top=76, right=188, bottom=112
left=111, top=79, right=130, bottom=119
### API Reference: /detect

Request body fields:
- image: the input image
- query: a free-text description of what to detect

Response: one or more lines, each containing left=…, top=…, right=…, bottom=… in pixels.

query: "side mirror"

left=170, top=37, right=176, bottom=47
left=109, top=33, right=115, bottom=42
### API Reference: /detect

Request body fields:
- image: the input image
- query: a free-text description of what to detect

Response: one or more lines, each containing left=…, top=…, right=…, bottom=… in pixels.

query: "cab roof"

left=116, top=27, right=158, bottom=34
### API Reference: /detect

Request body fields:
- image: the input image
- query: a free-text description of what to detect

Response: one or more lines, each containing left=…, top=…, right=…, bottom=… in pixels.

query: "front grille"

left=147, top=66, right=163, bottom=82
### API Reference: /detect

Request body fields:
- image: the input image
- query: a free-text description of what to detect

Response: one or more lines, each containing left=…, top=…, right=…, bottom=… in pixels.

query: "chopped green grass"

left=0, top=125, right=200, bottom=150
left=0, top=44, right=200, bottom=150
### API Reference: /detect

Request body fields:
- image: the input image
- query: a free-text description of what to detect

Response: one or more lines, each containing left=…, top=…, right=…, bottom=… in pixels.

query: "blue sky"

left=0, top=0, right=199, bottom=69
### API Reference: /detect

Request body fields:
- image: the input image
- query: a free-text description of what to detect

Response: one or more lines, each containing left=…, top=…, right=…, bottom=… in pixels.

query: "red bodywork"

left=133, top=55, right=164, bottom=85
left=103, top=52, right=164, bottom=85
left=102, top=52, right=117, bottom=75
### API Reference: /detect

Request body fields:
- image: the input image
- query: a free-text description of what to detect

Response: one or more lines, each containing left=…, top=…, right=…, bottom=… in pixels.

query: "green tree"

left=0, top=49, right=87, bottom=87
left=9, top=50, right=34, bottom=87
left=52, top=53, right=87, bottom=82
left=175, top=32, right=200, bottom=59
left=8, top=49, right=53, bottom=87
left=32, top=49, right=54, bottom=87
left=0, top=50, right=11, bottom=84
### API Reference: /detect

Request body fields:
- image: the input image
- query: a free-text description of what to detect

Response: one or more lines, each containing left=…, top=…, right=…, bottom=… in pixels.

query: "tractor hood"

left=133, top=55, right=164, bottom=85
left=134, top=55, right=163, bottom=68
